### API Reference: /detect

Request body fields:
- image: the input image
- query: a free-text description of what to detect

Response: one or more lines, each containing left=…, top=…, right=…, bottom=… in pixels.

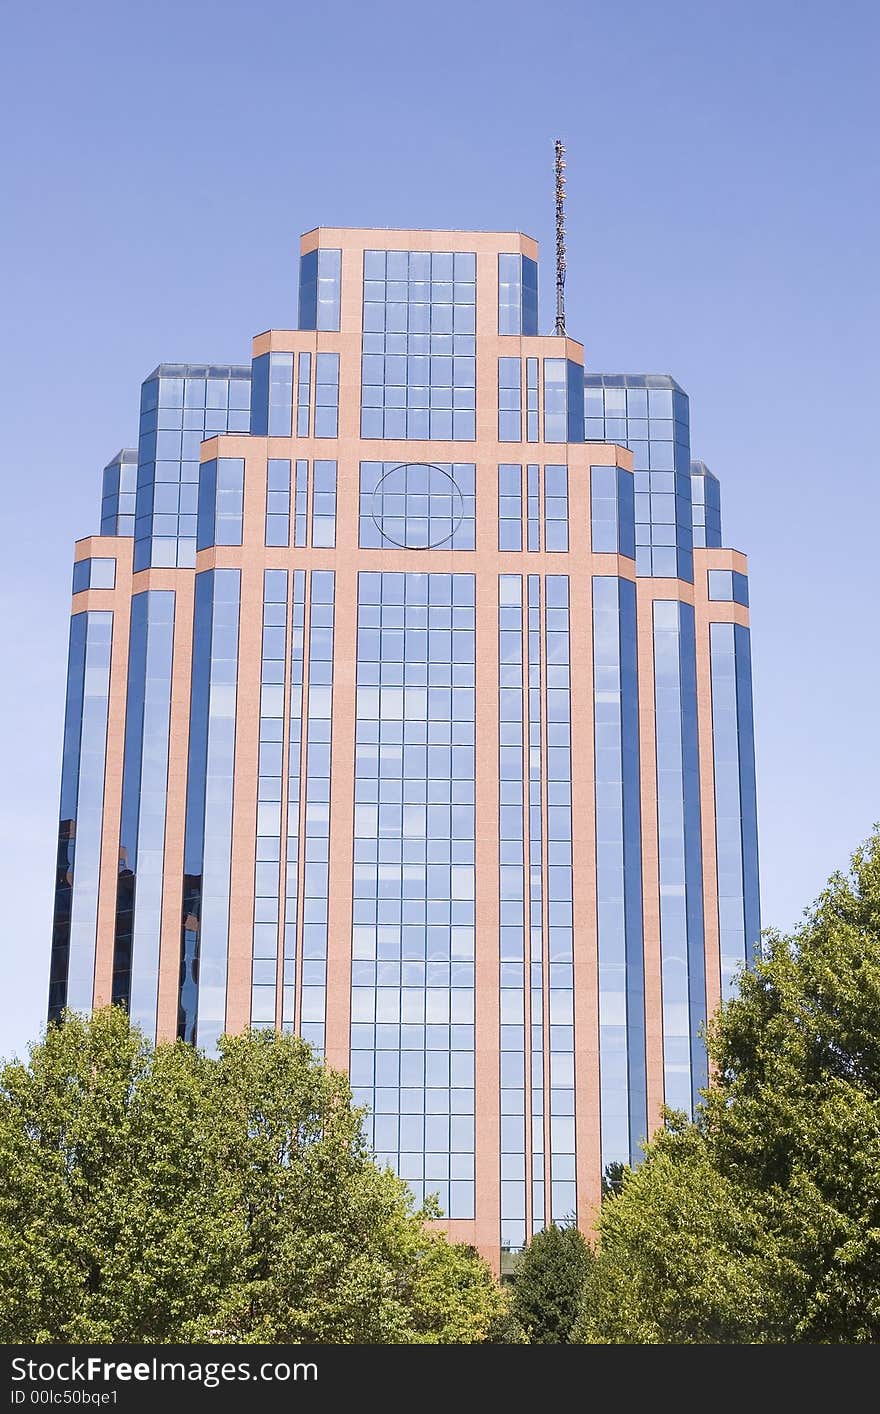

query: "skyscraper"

left=49, top=226, right=759, bottom=1262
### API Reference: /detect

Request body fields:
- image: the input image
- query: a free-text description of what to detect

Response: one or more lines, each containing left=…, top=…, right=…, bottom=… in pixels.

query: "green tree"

left=0, top=1008, right=503, bottom=1343
left=576, top=830, right=880, bottom=1343
left=509, top=1223, right=593, bottom=1342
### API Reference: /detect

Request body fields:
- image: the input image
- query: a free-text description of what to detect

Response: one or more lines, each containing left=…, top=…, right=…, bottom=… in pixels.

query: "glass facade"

left=590, top=465, right=636, bottom=558
left=252, top=570, right=288, bottom=1029
left=359, top=462, right=475, bottom=550
left=690, top=460, right=722, bottom=548
left=72, top=557, right=116, bottom=592
left=351, top=572, right=476, bottom=1219
left=708, top=568, right=749, bottom=605
left=543, top=359, right=585, bottom=444
left=49, top=611, right=113, bottom=1021
left=585, top=374, right=693, bottom=580
left=592, top=578, right=646, bottom=1170
left=51, top=226, right=760, bottom=1266
left=197, top=457, right=245, bottom=549
left=179, top=569, right=240, bottom=1051
left=282, top=571, right=307, bottom=1033
left=498, top=253, right=538, bottom=335
left=298, top=247, right=342, bottom=332
left=652, top=601, right=707, bottom=1115
left=100, top=449, right=137, bottom=537
left=134, top=365, right=250, bottom=571
left=361, top=250, right=476, bottom=441
left=710, top=623, right=760, bottom=997
left=113, top=591, right=174, bottom=1036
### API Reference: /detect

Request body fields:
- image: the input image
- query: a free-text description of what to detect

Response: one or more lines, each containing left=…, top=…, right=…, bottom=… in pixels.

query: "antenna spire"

left=554, top=139, right=567, bottom=337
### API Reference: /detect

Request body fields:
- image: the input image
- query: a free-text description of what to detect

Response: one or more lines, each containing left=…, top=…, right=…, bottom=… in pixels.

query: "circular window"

left=371, top=462, right=464, bottom=549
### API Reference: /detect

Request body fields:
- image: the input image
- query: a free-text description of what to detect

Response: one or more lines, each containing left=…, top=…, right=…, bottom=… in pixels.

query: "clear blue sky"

left=1, top=0, right=878, bottom=1061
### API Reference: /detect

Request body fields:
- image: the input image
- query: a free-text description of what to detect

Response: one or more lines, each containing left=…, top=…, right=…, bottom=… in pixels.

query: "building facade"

left=49, top=226, right=759, bottom=1262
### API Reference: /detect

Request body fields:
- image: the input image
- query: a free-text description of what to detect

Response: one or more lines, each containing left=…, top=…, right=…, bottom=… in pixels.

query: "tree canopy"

left=0, top=1008, right=503, bottom=1343
left=508, top=1223, right=593, bottom=1342
left=576, top=831, right=880, bottom=1343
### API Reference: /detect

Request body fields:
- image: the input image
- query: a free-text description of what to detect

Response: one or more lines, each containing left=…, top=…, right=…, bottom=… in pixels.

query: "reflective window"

left=252, top=570, right=289, bottom=1029
left=311, top=460, right=337, bottom=548
left=351, top=572, right=476, bottom=1220
left=266, top=459, right=291, bottom=547
left=653, top=600, right=706, bottom=1116
left=498, top=357, right=522, bottom=442
left=526, top=358, right=539, bottom=443
left=296, top=353, right=311, bottom=438
left=690, top=461, right=722, bottom=548
left=179, top=570, right=240, bottom=1051
left=498, top=254, right=538, bottom=336
left=314, top=354, right=340, bottom=438
left=72, top=557, right=116, bottom=592
left=300, top=570, right=336, bottom=1053
left=584, top=376, right=692, bottom=580
left=498, top=573, right=526, bottom=1247
left=49, top=611, right=113, bottom=1022
left=282, top=571, right=307, bottom=1031
left=710, top=623, right=760, bottom=997
left=360, top=249, right=476, bottom=441
left=498, top=464, right=522, bottom=552
left=100, top=449, right=137, bottom=537
left=543, top=360, right=584, bottom=444
left=359, top=462, right=475, bottom=550
left=299, top=248, right=342, bottom=332
left=708, top=569, right=749, bottom=606
left=197, top=457, right=244, bottom=549
left=590, top=465, right=635, bottom=558
left=113, top=591, right=174, bottom=1039
left=592, top=577, right=646, bottom=1170
left=544, top=465, right=568, bottom=553
left=136, top=365, right=250, bottom=571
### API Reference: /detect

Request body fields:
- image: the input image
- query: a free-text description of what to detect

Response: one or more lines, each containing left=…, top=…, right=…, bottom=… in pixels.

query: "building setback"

left=49, top=226, right=759, bottom=1263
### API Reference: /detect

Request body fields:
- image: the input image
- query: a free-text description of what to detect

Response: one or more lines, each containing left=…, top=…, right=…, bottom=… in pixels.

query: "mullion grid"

left=252, top=570, right=289, bottom=1028
left=282, top=571, right=306, bottom=1031
left=499, top=574, right=527, bottom=1251
left=299, top=571, right=335, bottom=1055
left=351, top=572, right=476, bottom=1219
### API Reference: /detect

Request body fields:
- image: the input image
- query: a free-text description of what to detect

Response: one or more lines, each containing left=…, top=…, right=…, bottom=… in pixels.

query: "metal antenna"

left=554, top=139, right=567, bottom=337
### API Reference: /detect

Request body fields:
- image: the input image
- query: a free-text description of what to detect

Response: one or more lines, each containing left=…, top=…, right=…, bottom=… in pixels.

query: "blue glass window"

left=590, top=465, right=635, bottom=558
left=72, top=557, right=116, bottom=592
left=351, top=571, right=476, bottom=1220
left=48, top=611, right=113, bottom=1022
left=498, top=357, right=522, bottom=442
left=113, top=591, right=174, bottom=1038
left=544, top=465, right=568, bottom=553
left=296, top=353, right=311, bottom=437
left=299, top=248, right=342, bottom=332
left=498, top=464, right=522, bottom=551
left=136, top=365, right=250, bottom=571
left=498, top=573, right=526, bottom=1247
left=179, top=569, right=240, bottom=1051
left=526, top=358, right=539, bottom=443
left=592, top=577, right=646, bottom=1170
left=282, top=571, right=307, bottom=1030
left=266, top=459, right=291, bottom=547
left=359, top=462, right=475, bottom=550
left=100, top=450, right=137, bottom=537
left=197, top=457, right=244, bottom=549
left=311, top=460, right=337, bottom=548
left=252, top=570, right=289, bottom=1029
left=314, top=354, right=339, bottom=438
left=710, top=623, right=760, bottom=998
left=652, top=600, right=706, bottom=1115
left=301, top=570, right=336, bottom=1053
left=498, top=254, right=538, bottom=336
left=708, top=569, right=749, bottom=605
left=361, top=250, right=476, bottom=441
